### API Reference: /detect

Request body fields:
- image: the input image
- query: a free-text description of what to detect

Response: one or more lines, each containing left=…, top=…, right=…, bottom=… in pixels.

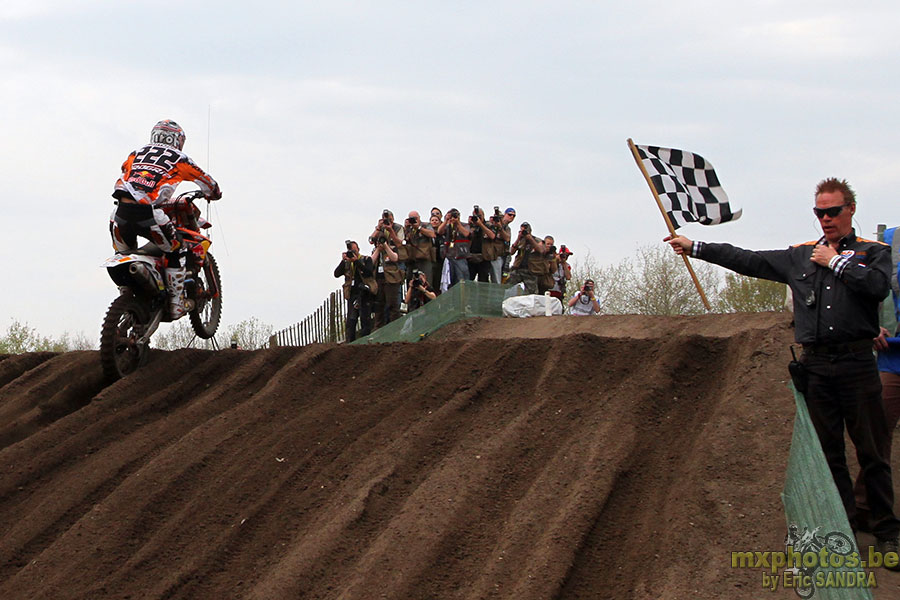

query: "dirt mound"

left=0, top=312, right=868, bottom=599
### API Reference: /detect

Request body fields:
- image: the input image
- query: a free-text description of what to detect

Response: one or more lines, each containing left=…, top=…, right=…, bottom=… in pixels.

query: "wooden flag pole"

left=626, top=138, right=711, bottom=311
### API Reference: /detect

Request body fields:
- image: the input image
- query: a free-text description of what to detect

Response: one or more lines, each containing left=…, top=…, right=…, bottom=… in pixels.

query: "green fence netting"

left=351, top=280, right=516, bottom=344
left=781, top=383, right=873, bottom=600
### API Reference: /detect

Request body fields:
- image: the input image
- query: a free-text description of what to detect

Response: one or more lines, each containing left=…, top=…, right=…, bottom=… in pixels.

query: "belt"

left=802, top=339, right=873, bottom=356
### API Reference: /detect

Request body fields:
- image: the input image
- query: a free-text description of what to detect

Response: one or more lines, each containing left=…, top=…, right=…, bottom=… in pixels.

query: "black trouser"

left=346, top=292, right=373, bottom=342
left=373, top=280, right=400, bottom=330
left=468, top=258, right=491, bottom=282
left=111, top=201, right=183, bottom=266
left=803, top=349, right=900, bottom=539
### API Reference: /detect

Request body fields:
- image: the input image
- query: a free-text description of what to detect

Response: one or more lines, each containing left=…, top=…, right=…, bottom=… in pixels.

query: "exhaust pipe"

left=128, top=262, right=162, bottom=296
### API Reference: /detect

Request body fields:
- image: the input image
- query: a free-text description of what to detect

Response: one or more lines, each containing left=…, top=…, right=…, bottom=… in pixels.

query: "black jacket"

left=334, top=256, right=375, bottom=297
left=694, top=229, right=890, bottom=344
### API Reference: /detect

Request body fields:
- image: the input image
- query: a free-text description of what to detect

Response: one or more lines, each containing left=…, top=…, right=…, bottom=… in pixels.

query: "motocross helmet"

left=150, top=119, right=186, bottom=150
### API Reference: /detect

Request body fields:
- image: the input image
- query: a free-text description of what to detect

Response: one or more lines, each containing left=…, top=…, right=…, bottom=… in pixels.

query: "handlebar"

left=167, top=190, right=213, bottom=232
left=174, top=190, right=208, bottom=203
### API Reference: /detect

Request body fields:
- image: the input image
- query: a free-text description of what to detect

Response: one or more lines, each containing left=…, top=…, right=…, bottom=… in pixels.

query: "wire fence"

left=269, top=290, right=345, bottom=347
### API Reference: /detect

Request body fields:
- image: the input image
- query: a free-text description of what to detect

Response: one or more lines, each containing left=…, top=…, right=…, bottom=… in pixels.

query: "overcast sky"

left=3, top=0, right=900, bottom=342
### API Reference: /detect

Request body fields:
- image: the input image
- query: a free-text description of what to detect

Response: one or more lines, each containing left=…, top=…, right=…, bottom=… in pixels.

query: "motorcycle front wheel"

left=189, top=252, right=222, bottom=339
left=100, top=292, right=150, bottom=382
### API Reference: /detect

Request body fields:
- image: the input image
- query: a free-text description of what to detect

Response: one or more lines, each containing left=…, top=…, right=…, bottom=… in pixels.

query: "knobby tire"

left=190, top=252, right=222, bottom=339
left=100, top=293, right=149, bottom=382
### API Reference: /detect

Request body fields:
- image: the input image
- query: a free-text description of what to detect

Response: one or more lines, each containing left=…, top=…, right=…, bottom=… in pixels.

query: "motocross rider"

left=109, top=119, right=222, bottom=319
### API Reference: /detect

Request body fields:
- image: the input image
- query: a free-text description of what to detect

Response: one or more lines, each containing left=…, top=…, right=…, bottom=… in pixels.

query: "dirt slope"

left=0, top=312, right=895, bottom=599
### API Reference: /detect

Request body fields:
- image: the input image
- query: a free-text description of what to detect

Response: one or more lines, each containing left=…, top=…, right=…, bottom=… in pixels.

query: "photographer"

left=466, top=206, right=495, bottom=282
left=550, top=245, right=573, bottom=300
left=568, top=279, right=600, bottom=316
left=480, top=206, right=510, bottom=284
left=368, top=209, right=405, bottom=249
left=499, top=208, right=516, bottom=282
left=371, top=238, right=403, bottom=329
left=437, top=207, right=471, bottom=287
left=506, top=221, right=546, bottom=294
left=538, top=235, right=560, bottom=295
left=405, top=269, right=437, bottom=312
left=403, top=210, right=436, bottom=287
left=334, top=241, right=377, bottom=342
left=429, top=214, right=446, bottom=292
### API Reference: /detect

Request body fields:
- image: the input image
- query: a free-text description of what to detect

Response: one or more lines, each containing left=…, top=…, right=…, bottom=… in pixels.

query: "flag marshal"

left=631, top=143, right=740, bottom=230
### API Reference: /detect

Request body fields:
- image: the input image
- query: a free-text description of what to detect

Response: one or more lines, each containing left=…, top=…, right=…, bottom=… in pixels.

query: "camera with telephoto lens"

left=408, top=215, right=418, bottom=226
left=448, top=208, right=460, bottom=219
left=345, top=240, right=356, bottom=258
left=549, top=245, right=557, bottom=255
left=521, top=222, right=531, bottom=235
left=469, top=205, right=481, bottom=226
left=559, top=244, right=572, bottom=257
left=411, top=269, right=424, bottom=288
left=490, top=206, right=502, bottom=224
left=382, top=209, right=391, bottom=221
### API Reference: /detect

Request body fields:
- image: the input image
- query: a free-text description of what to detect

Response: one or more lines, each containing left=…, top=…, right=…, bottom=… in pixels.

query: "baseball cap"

left=504, top=207, right=516, bottom=215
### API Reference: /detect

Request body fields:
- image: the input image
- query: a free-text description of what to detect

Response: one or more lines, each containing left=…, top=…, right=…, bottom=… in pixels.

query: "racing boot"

left=164, top=267, right=188, bottom=319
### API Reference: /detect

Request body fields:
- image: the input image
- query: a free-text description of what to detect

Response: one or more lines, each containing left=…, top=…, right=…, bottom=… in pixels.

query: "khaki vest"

left=342, top=261, right=378, bottom=299
left=405, top=228, right=434, bottom=262
left=482, top=225, right=505, bottom=261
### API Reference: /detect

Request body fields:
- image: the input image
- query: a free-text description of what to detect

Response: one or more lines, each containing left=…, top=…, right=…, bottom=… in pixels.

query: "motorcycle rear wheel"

left=100, top=293, right=150, bottom=382
left=189, top=252, right=222, bottom=339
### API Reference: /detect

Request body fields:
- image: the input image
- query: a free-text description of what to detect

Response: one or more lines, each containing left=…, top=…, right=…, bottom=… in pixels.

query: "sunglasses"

left=813, top=204, right=850, bottom=219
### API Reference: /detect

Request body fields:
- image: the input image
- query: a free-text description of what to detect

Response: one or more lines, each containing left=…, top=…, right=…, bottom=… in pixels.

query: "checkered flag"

left=634, top=144, right=741, bottom=229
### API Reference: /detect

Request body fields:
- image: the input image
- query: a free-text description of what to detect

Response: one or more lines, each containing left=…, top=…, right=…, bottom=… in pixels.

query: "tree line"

left=566, top=243, right=788, bottom=315
left=0, top=317, right=274, bottom=354
left=2, top=244, right=786, bottom=354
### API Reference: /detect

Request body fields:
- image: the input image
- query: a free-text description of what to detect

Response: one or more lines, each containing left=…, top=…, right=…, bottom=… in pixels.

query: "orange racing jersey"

left=113, top=143, right=221, bottom=206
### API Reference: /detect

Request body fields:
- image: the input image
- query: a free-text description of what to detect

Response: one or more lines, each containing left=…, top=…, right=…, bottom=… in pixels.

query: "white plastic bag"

left=502, top=294, right=563, bottom=318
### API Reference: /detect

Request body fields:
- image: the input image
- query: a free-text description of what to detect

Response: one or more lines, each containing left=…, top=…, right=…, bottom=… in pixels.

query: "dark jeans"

left=804, top=350, right=900, bottom=539
left=373, top=281, right=401, bottom=330
left=346, top=292, right=373, bottom=342
left=468, top=258, right=491, bottom=282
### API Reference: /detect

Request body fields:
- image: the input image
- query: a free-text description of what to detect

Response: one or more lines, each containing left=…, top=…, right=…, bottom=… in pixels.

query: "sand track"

left=0, top=312, right=846, bottom=599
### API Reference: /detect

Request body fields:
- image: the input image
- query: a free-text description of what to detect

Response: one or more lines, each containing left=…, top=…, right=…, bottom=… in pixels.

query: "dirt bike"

left=99, top=190, right=223, bottom=381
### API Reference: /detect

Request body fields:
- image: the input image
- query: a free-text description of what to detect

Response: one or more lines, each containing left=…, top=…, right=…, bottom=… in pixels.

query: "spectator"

left=507, top=221, right=546, bottom=294
left=538, top=235, right=559, bottom=295
left=467, top=206, right=494, bottom=282
left=334, top=241, right=376, bottom=342
left=854, top=223, right=900, bottom=533
left=664, top=177, right=900, bottom=563
left=371, top=238, right=402, bottom=329
left=568, top=279, right=600, bottom=315
left=405, top=268, right=437, bottom=311
left=430, top=214, right=446, bottom=292
left=500, top=208, right=516, bottom=282
left=479, top=206, right=508, bottom=284
left=404, top=210, right=436, bottom=287
left=438, top=208, right=471, bottom=286
left=369, top=209, right=405, bottom=249
left=549, top=244, right=573, bottom=300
